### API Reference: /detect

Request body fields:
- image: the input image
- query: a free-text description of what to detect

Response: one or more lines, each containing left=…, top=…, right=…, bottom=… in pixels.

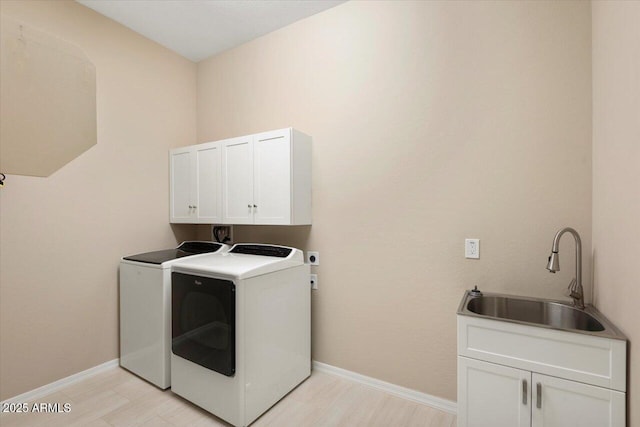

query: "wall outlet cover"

left=465, top=239, right=480, bottom=259
left=306, top=251, right=320, bottom=265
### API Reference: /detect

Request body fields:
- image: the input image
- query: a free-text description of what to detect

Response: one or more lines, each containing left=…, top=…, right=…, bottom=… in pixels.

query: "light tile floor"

left=0, top=367, right=456, bottom=427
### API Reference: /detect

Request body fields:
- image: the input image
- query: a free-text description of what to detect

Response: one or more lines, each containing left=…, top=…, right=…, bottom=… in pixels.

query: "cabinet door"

left=458, top=357, right=531, bottom=427
left=194, top=142, right=222, bottom=223
left=531, top=373, right=625, bottom=427
left=170, top=148, right=193, bottom=223
left=222, top=136, right=254, bottom=224
left=253, top=129, right=291, bottom=225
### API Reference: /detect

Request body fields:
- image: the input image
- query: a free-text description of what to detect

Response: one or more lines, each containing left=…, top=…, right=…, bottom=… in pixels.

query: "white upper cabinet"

left=253, top=129, right=292, bottom=224
left=221, top=135, right=254, bottom=225
left=221, top=128, right=311, bottom=225
left=170, top=148, right=193, bottom=222
left=194, top=143, right=223, bottom=223
left=171, top=128, right=311, bottom=225
left=170, top=141, right=222, bottom=224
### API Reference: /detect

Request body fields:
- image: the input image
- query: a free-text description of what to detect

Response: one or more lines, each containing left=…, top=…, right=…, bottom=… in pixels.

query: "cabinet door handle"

left=188, top=205, right=193, bottom=209
left=253, top=204, right=257, bottom=208
left=248, top=204, right=252, bottom=208
left=536, top=382, right=542, bottom=409
left=522, top=379, right=527, bottom=405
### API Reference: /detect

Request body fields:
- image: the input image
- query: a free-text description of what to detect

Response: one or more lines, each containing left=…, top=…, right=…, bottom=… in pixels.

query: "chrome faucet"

left=546, top=227, right=585, bottom=309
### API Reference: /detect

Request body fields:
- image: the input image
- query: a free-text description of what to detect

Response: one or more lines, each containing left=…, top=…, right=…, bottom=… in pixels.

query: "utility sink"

left=467, top=295, right=604, bottom=331
left=457, top=290, right=628, bottom=425
left=457, top=291, right=626, bottom=340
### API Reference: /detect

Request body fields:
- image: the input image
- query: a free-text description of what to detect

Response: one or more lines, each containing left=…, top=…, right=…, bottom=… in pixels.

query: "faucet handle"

left=564, top=278, right=577, bottom=297
left=567, top=278, right=585, bottom=308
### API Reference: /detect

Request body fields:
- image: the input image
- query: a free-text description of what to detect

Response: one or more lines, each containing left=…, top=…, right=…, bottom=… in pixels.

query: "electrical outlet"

left=465, top=239, right=480, bottom=259
left=310, top=274, right=318, bottom=290
left=306, top=251, right=320, bottom=265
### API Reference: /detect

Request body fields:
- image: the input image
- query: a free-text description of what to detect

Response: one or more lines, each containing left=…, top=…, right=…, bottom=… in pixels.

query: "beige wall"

left=592, top=2, right=640, bottom=425
left=0, top=1, right=196, bottom=400
left=197, top=1, right=592, bottom=401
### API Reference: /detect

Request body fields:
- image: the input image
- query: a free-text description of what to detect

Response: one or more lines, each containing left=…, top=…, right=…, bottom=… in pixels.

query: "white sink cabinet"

left=457, top=314, right=626, bottom=427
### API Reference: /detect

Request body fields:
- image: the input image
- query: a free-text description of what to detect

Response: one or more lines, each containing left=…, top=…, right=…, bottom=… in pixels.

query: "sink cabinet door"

left=531, top=373, right=625, bottom=427
left=458, top=356, right=531, bottom=427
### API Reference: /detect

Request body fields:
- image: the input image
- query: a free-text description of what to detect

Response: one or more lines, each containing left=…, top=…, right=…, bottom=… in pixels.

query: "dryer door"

left=171, top=272, right=235, bottom=376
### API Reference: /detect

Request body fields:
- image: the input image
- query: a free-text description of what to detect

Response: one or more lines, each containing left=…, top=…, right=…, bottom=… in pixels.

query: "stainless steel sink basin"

left=458, top=291, right=626, bottom=340
left=466, top=295, right=604, bottom=331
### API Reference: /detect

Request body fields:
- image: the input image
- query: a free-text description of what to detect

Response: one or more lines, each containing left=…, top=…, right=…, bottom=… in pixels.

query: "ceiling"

left=76, top=0, right=346, bottom=62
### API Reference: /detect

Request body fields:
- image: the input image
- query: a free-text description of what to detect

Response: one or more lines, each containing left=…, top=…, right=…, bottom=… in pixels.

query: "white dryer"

left=119, top=241, right=229, bottom=389
left=170, top=244, right=310, bottom=427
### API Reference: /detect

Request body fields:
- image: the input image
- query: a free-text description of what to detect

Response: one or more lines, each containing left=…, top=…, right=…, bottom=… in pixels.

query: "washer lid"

left=122, top=241, right=226, bottom=265
left=171, top=244, right=304, bottom=279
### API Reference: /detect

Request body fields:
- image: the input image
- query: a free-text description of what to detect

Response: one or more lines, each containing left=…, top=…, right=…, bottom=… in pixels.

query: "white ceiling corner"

left=76, top=0, right=347, bottom=62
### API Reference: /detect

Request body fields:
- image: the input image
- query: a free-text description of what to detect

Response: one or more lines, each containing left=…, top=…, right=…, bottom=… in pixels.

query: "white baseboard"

left=1, top=359, right=119, bottom=405
left=312, top=360, right=457, bottom=415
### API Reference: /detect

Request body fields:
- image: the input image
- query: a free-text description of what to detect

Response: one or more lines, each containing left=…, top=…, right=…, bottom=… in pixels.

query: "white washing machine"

left=170, top=244, right=310, bottom=427
left=119, top=241, right=229, bottom=389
